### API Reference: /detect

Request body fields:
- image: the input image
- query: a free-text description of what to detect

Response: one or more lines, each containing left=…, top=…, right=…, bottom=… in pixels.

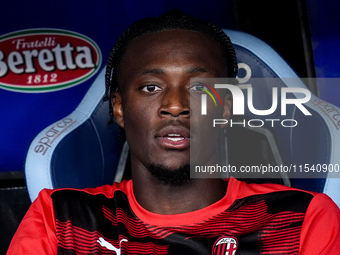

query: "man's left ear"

left=111, top=91, right=125, bottom=129
left=221, top=93, right=232, bottom=128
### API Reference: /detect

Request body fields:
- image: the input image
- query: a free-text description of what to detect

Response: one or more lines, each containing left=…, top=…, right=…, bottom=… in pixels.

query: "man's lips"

left=155, top=126, right=190, bottom=149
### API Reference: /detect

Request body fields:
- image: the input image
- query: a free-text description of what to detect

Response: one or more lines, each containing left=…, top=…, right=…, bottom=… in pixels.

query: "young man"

left=8, top=10, right=340, bottom=254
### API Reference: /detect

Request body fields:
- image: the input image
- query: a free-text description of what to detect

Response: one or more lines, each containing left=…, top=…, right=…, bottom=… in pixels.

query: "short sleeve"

left=299, top=193, right=340, bottom=254
left=6, top=189, right=58, bottom=255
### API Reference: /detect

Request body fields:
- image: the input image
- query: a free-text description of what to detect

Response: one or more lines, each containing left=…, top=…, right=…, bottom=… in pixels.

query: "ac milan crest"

left=212, top=236, right=238, bottom=255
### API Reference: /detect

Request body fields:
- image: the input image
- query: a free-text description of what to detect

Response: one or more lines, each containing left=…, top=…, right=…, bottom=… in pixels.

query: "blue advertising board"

left=0, top=0, right=236, bottom=173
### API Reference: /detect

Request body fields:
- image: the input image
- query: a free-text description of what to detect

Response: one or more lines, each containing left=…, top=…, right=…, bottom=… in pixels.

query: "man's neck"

left=132, top=168, right=227, bottom=215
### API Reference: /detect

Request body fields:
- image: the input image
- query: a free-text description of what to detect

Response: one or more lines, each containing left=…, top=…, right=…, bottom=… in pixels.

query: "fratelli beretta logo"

left=0, top=28, right=101, bottom=92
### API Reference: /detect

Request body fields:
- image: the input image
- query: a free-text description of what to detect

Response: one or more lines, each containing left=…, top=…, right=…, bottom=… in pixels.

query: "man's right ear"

left=111, top=92, right=124, bottom=129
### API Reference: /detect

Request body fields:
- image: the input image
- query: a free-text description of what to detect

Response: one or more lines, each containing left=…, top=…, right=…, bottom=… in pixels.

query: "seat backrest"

left=25, top=30, right=340, bottom=207
left=25, top=68, right=126, bottom=201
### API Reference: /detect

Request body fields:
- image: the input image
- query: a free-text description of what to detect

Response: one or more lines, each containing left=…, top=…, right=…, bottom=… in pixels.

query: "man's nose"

left=158, top=87, right=190, bottom=118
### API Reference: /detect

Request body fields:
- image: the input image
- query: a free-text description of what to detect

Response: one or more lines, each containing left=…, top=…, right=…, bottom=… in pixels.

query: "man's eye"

left=141, top=85, right=161, bottom=93
left=190, top=83, right=208, bottom=92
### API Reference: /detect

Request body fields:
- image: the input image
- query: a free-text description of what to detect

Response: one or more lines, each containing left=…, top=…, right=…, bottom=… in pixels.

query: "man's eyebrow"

left=137, top=66, right=212, bottom=76
left=139, top=68, right=165, bottom=75
left=187, top=66, right=209, bottom=73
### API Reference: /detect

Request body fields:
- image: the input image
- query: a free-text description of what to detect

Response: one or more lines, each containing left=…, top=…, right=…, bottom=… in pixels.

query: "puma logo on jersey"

left=97, top=237, right=128, bottom=255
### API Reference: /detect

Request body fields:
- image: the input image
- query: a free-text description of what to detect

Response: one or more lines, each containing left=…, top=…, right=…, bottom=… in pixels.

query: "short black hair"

left=105, top=9, right=238, bottom=123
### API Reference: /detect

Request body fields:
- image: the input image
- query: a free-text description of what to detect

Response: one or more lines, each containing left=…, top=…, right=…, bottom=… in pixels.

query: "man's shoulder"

left=231, top=178, right=339, bottom=217
left=43, top=180, right=133, bottom=223
left=38, top=179, right=132, bottom=202
left=232, top=177, right=317, bottom=197
left=229, top=178, right=320, bottom=213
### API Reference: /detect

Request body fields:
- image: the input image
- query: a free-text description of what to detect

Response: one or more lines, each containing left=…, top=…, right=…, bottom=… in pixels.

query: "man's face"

left=112, top=30, right=229, bottom=176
